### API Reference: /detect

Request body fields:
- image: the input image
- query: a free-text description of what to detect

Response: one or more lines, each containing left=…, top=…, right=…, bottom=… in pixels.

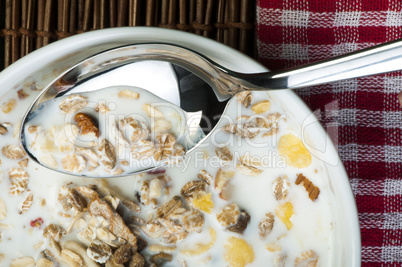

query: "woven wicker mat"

left=0, top=0, right=256, bottom=71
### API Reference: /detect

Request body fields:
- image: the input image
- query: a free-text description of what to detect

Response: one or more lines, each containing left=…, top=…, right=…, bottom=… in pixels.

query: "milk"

left=0, top=62, right=335, bottom=266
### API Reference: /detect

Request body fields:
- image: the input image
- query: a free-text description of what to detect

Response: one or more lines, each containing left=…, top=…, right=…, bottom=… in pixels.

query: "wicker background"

left=0, top=0, right=256, bottom=71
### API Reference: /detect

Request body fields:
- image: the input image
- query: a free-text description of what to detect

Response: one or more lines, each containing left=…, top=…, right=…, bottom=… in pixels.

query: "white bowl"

left=0, top=27, right=361, bottom=266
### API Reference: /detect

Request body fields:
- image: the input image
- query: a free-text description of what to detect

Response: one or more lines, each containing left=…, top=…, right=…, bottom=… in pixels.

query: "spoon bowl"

left=20, top=40, right=402, bottom=177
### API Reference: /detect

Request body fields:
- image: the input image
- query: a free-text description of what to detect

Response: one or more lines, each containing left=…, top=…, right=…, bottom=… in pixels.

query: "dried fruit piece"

left=272, top=175, right=290, bottom=201
left=182, top=208, right=205, bottom=233
left=216, top=203, right=240, bottom=227
left=219, top=181, right=234, bottom=201
left=295, top=250, right=319, bottom=267
left=2, top=99, right=16, bottom=113
left=236, top=91, right=252, bottom=108
left=61, top=154, right=87, bottom=173
left=278, top=134, right=311, bottom=168
left=0, top=198, right=6, bottom=220
left=251, top=100, right=271, bottom=114
left=215, top=146, right=233, bottom=162
left=192, top=192, right=214, bottom=214
left=295, top=173, right=320, bottom=201
left=118, top=89, right=140, bottom=99
left=2, top=145, right=26, bottom=159
left=275, top=202, right=294, bottom=230
left=74, top=113, right=100, bottom=137
left=43, top=224, right=66, bottom=241
left=19, top=191, right=34, bottom=214
left=98, top=139, right=117, bottom=169
left=10, top=256, right=35, bottom=267
left=259, top=212, right=275, bottom=239
left=181, top=228, right=216, bottom=256
left=87, top=241, right=112, bottom=264
left=224, top=237, right=255, bottom=267
left=227, top=209, right=250, bottom=234
left=30, top=217, right=44, bottom=228
left=59, top=94, right=88, bottom=113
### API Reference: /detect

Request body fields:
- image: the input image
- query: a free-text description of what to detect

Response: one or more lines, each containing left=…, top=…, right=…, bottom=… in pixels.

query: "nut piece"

left=10, top=256, right=35, bottom=267
left=259, top=212, right=275, bottom=239
left=74, top=113, right=100, bottom=137
left=2, top=145, right=26, bottom=159
left=149, top=178, right=162, bottom=198
left=0, top=198, right=6, bottom=220
left=150, top=252, right=173, bottom=265
left=87, top=241, right=112, bottom=264
left=272, top=175, right=290, bottom=201
left=118, top=89, right=140, bottom=99
left=98, top=139, right=117, bottom=169
left=129, top=253, right=145, bottom=267
left=59, top=95, right=88, bottom=113
left=251, top=100, right=271, bottom=114
left=236, top=91, right=252, bottom=108
left=295, top=173, right=320, bottom=201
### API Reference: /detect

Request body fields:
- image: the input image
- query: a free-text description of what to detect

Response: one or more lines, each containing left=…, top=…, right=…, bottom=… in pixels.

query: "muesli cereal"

left=0, top=80, right=333, bottom=266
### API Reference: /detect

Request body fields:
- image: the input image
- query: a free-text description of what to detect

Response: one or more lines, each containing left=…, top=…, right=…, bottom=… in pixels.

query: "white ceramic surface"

left=0, top=27, right=361, bottom=266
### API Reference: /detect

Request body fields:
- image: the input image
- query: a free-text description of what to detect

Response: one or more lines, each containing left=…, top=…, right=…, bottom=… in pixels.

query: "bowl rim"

left=0, top=26, right=361, bottom=266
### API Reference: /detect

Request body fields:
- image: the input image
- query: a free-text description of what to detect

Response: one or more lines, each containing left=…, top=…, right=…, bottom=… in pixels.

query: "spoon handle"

left=239, top=38, right=402, bottom=89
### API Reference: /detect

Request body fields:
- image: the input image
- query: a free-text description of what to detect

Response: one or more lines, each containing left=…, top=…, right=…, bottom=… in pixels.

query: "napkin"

left=256, top=0, right=402, bottom=266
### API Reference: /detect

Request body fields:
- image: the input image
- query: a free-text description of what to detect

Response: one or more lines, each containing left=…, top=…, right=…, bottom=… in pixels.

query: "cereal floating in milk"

left=0, top=80, right=335, bottom=266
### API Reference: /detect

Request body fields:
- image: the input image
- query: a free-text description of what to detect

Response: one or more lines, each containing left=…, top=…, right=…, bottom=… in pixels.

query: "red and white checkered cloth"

left=256, top=0, right=402, bottom=266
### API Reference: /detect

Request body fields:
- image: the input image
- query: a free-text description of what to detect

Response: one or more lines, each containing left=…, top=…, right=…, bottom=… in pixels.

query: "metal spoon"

left=20, top=40, right=402, bottom=177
